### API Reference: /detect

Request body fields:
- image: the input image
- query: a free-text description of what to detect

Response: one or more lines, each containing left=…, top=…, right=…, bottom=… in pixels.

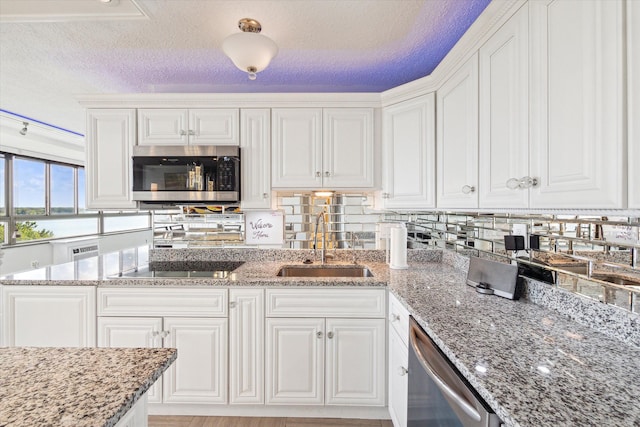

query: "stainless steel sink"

left=277, top=265, right=374, bottom=278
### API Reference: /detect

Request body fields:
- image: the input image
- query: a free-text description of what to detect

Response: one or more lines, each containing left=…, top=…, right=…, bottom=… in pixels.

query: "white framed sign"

left=244, top=210, right=285, bottom=245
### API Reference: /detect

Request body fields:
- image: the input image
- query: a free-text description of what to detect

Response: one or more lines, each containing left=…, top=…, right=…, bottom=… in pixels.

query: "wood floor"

left=148, top=416, right=393, bottom=427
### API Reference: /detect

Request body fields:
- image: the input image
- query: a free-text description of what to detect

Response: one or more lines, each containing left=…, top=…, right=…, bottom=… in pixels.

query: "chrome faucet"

left=313, top=210, right=328, bottom=265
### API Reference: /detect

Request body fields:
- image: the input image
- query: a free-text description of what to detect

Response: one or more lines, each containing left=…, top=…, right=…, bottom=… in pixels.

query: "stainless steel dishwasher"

left=408, top=317, right=502, bottom=427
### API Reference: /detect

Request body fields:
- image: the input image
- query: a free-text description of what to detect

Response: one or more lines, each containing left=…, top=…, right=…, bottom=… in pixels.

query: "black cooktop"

left=112, top=261, right=245, bottom=279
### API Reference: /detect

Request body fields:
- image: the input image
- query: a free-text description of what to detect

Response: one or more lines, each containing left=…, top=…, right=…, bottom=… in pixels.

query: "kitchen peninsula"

left=1, top=247, right=639, bottom=427
left=0, top=346, right=176, bottom=427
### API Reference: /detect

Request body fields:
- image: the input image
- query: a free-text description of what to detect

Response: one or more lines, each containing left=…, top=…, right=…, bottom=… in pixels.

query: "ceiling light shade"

left=222, top=18, right=278, bottom=80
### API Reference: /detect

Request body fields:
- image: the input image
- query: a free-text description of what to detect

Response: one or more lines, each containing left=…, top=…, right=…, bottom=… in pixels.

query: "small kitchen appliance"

left=466, top=256, right=520, bottom=300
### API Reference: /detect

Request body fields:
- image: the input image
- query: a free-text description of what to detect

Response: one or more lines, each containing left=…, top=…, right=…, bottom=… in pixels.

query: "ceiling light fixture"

left=19, top=122, right=28, bottom=135
left=222, top=18, right=278, bottom=81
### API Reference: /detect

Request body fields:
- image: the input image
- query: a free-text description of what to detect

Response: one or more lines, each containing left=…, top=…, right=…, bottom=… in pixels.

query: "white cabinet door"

left=97, top=317, right=163, bottom=404
left=240, top=109, right=272, bottom=209
left=189, top=109, right=239, bottom=146
left=266, top=317, right=324, bottom=405
left=323, top=108, right=374, bottom=188
left=325, top=318, right=385, bottom=406
left=437, top=54, right=479, bottom=209
left=629, top=0, right=640, bottom=209
left=86, top=109, right=137, bottom=209
left=2, top=286, right=96, bottom=347
left=137, top=109, right=189, bottom=146
left=163, top=317, right=228, bottom=404
left=271, top=109, right=323, bottom=188
left=388, top=327, right=408, bottom=427
left=479, top=5, right=530, bottom=209
left=530, top=0, right=625, bottom=208
left=229, top=289, right=264, bottom=404
left=114, top=394, right=148, bottom=427
left=382, top=94, right=436, bottom=209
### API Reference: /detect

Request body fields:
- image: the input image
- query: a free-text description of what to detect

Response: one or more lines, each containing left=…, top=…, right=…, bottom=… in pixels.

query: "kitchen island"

left=0, top=346, right=176, bottom=427
left=1, top=247, right=639, bottom=426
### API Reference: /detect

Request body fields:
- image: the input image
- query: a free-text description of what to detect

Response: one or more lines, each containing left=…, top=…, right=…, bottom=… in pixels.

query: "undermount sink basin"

left=277, top=265, right=374, bottom=278
left=591, top=274, right=640, bottom=287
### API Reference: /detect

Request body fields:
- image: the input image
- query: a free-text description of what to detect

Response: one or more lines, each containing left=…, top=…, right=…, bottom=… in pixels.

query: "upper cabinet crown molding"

left=76, top=93, right=382, bottom=109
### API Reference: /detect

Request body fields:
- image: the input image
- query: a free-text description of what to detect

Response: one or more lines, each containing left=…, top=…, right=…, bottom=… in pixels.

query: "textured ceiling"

left=0, top=0, right=491, bottom=135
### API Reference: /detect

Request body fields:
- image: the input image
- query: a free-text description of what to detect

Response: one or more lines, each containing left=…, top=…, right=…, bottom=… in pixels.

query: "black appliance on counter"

left=132, top=145, right=240, bottom=204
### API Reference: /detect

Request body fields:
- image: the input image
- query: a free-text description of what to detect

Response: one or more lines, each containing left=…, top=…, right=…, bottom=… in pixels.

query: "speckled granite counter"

left=1, top=248, right=639, bottom=427
left=0, top=347, right=176, bottom=427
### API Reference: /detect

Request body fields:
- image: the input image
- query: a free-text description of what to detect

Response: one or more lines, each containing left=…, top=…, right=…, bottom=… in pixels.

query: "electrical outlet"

left=30, top=260, right=40, bottom=268
left=512, top=224, right=528, bottom=239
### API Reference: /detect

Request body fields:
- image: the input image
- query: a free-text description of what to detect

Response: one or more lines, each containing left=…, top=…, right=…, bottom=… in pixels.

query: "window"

left=50, top=164, right=75, bottom=214
left=1, top=152, right=150, bottom=245
left=13, top=157, right=45, bottom=215
left=0, top=155, right=5, bottom=216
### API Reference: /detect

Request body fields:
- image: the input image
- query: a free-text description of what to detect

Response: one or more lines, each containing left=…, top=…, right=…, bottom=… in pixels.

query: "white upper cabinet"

left=382, top=93, right=436, bottom=209
left=322, top=108, right=374, bottom=188
left=271, top=108, right=374, bottom=189
left=529, top=0, right=625, bottom=208
left=629, top=0, right=640, bottom=209
left=478, top=5, right=530, bottom=209
left=437, top=53, right=479, bottom=209
left=271, top=108, right=323, bottom=188
left=138, top=108, right=239, bottom=146
left=86, top=109, right=137, bottom=209
left=240, top=109, right=272, bottom=209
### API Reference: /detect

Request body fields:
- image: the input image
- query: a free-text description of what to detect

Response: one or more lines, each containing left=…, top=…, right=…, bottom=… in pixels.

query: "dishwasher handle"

left=410, top=320, right=482, bottom=422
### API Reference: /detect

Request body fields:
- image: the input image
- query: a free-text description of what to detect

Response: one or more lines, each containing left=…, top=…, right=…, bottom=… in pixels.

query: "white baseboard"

left=148, top=403, right=390, bottom=420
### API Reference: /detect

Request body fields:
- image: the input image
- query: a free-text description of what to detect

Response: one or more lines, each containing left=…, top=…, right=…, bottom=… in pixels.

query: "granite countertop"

left=1, top=248, right=639, bottom=426
left=387, top=263, right=640, bottom=427
left=0, top=347, right=176, bottom=427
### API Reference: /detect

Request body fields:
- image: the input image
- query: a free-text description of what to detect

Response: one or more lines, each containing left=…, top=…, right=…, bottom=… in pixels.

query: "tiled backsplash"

left=275, top=192, right=640, bottom=313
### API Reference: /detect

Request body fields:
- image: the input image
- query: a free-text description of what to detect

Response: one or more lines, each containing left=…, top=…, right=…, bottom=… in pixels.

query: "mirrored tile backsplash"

left=275, top=192, right=640, bottom=314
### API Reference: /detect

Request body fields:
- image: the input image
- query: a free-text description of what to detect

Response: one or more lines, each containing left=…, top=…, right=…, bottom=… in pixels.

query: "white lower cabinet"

left=97, top=288, right=228, bottom=406
left=388, top=292, right=409, bottom=427
left=266, top=317, right=385, bottom=406
left=98, top=317, right=164, bottom=404
left=114, top=394, right=148, bottom=427
left=229, top=289, right=264, bottom=404
left=2, top=285, right=96, bottom=347
left=265, top=288, right=387, bottom=407
left=266, top=317, right=325, bottom=405
left=163, top=317, right=228, bottom=404
left=98, top=315, right=228, bottom=405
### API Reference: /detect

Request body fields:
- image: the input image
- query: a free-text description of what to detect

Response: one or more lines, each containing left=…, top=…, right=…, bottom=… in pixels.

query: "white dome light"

left=222, top=18, right=278, bottom=80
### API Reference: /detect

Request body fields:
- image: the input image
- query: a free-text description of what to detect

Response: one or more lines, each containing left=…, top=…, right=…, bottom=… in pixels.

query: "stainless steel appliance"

left=132, top=145, right=240, bottom=203
left=408, top=317, right=502, bottom=427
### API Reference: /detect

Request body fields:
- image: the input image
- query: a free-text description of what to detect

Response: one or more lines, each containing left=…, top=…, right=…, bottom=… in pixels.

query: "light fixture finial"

left=19, top=122, right=28, bottom=136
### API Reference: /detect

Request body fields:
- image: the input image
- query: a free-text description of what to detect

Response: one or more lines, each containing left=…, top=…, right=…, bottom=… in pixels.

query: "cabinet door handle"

left=382, top=192, right=390, bottom=199
left=263, top=193, right=268, bottom=199
left=179, top=130, right=187, bottom=136
left=390, top=313, right=400, bottom=322
left=316, top=331, right=323, bottom=339
left=327, top=331, right=334, bottom=339
left=461, top=185, right=476, bottom=194
left=229, top=301, right=237, bottom=309
left=324, top=171, right=330, bottom=177
left=316, top=171, right=321, bottom=178
left=399, top=366, right=408, bottom=376
left=188, top=129, right=195, bottom=136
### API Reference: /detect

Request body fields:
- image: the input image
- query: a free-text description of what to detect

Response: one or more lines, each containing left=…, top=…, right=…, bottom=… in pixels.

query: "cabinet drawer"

left=266, top=288, right=385, bottom=318
left=98, top=288, right=227, bottom=317
left=388, top=292, right=409, bottom=346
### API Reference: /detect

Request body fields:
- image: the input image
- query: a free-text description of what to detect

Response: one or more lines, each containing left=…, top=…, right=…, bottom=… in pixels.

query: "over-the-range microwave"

left=131, top=145, right=240, bottom=204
